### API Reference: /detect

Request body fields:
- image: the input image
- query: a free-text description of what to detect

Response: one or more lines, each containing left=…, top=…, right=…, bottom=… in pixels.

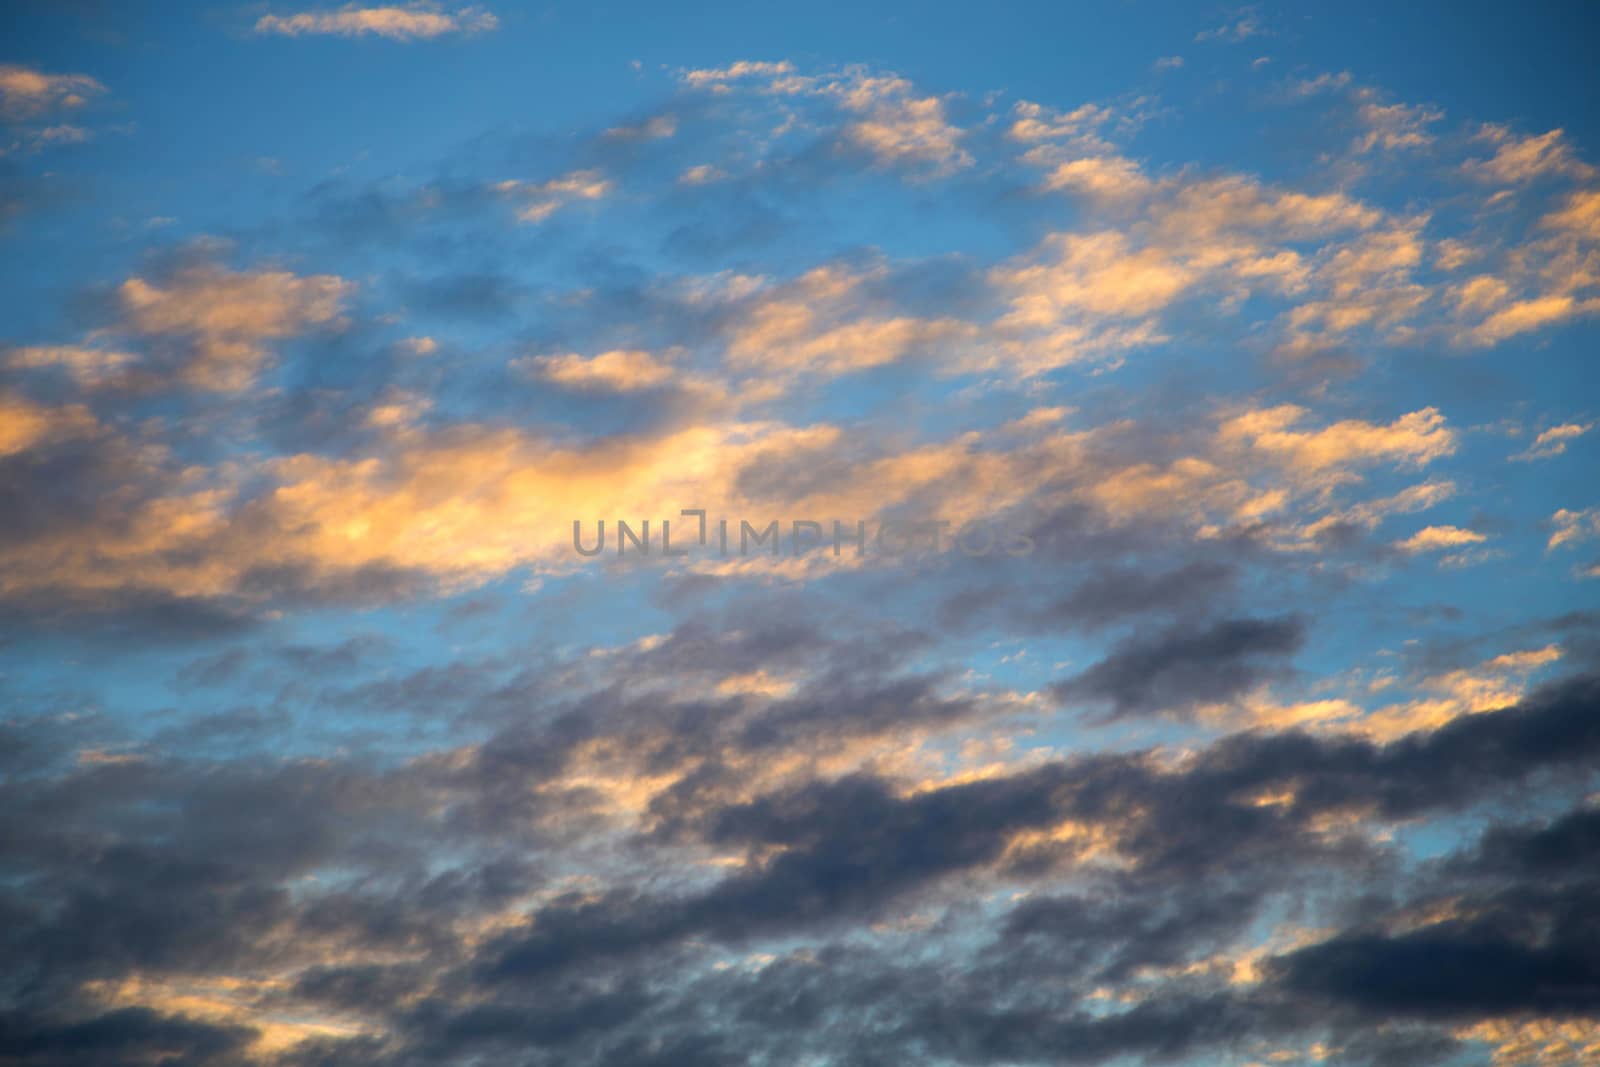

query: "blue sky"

left=2, top=3, right=1599, bottom=1065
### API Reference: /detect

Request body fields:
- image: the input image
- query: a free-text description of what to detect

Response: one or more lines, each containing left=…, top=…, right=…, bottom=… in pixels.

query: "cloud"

left=0, top=64, right=104, bottom=123
left=1219, top=404, right=1456, bottom=478
left=677, top=163, right=726, bottom=186
left=1275, top=884, right=1600, bottom=1019
left=254, top=3, right=498, bottom=40
left=1001, top=152, right=1403, bottom=366
left=495, top=169, right=611, bottom=223
left=2, top=49, right=1599, bottom=1066
left=1511, top=422, right=1592, bottom=462
left=1052, top=615, right=1306, bottom=719
left=837, top=77, right=972, bottom=175
left=680, top=62, right=971, bottom=177
left=4, top=123, right=96, bottom=156
left=1549, top=507, right=1600, bottom=551
left=1464, top=126, right=1593, bottom=184
left=1029, top=560, right=1238, bottom=632
left=623, top=59, right=1597, bottom=372
left=681, top=60, right=796, bottom=88
left=481, top=766, right=1073, bottom=982
left=0, top=626, right=1596, bottom=1065
left=115, top=256, right=352, bottom=391
left=604, top=114, right=678, bottom=141
left=720, top=264, right=975, bottom=378
left=0, top=1008, right=258, bottom=1066
left=1542, top=189, right=1600, bottom=241
left=1352, top=96, right=1442, bottom=154
left=994, top=231, right=1193, bottom=322
left=1007, top=100, right=1119, bottom=146
left=1346, top=645, right=1565, bottom=740
left=1291, top=74, right=1441, bottom=155
left=1394, top=525, right=1487, bottom=554
left=1195, top=9, right=1265, bottom=42
left=0, top=373, right=1480, bottom=619
left=5, top=345, right=137, bottom=389
left=0, top=392, right=97, bottom=457
left=1454, top=292, right=1600, bottom=346
left=1038, top=156, right=1149, bottom=198
left=0, top=414, right=849, bottom=612
left=517, top=349, right=678, bottom=392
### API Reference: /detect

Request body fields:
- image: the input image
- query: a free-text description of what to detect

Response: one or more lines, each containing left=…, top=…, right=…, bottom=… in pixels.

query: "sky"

left=1, top=2, right=1599, bottom=1065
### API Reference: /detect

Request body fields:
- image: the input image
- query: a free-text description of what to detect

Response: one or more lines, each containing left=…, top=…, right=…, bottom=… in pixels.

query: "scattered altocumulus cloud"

left=2, top=36, right=1599, bottom=1067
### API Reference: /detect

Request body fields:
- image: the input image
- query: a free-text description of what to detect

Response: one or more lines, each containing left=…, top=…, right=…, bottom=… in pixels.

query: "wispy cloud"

left=494, top=168, right=611, bottom=223
left=1512, top=422, right=1593, bottom=462
left=0, top=63, right=104, bottom=122
left=254, top=3, right=498, bottom=40
left=1195, top=7, right=1265, bottom=42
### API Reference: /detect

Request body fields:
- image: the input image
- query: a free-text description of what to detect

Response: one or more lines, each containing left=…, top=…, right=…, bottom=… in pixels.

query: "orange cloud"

left=495, top=169, right=611, bottom=223
left=0, top=63, right=104, bottom=122
left=117, top=260, right=351, bottom=391
left=518, top=349, right=678, bottom=392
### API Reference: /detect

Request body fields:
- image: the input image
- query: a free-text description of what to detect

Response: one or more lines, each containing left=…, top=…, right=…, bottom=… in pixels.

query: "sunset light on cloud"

left=1, top=3, right=1598, bottom=1065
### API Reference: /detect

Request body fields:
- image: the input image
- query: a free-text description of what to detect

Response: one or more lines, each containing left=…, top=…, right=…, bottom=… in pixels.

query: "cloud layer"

left=1, top=10, right=1598, bottom=1066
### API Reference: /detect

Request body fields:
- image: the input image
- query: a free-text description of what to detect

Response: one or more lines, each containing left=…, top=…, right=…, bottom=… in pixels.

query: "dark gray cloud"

left=1, top=641, right=1595, bottom=1066
left=1276, top=897, right=1600, bottom=1019
left=1052, top=615, right=1307, bottom=719
left=1035, top=559, right=1239, bottom=631
left=0, top=1008, right=255, bottom=1067
left=1273, top=800, right=1600, bottom=1022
